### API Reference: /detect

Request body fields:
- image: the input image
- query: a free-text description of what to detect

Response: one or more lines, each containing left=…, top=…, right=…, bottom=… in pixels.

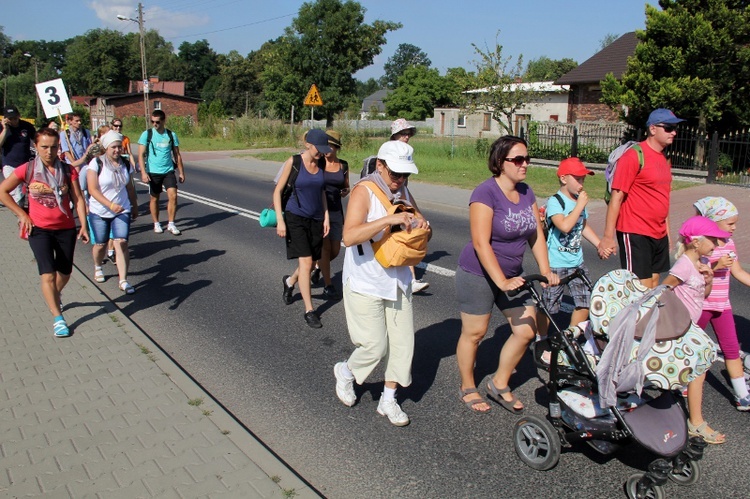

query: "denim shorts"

left=89, top=212, right=131, bottom=244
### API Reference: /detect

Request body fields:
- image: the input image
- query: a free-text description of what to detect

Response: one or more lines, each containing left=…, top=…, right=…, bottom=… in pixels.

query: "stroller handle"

left=506, top=268, right=589, bottom=297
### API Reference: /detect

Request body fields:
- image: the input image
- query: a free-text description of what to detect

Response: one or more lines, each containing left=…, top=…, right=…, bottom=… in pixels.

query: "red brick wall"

left=566, top=86, right=619, bottom=123
left=93, top=95, right=198, bottom=124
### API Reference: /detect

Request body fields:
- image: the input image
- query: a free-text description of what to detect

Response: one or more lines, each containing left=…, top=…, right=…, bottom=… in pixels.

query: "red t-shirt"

left=611, top=140, right=671, bottom=238
left=14, top=162, right=79, bottom=230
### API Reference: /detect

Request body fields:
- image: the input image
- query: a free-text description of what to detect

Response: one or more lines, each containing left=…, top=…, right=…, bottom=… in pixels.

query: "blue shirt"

left=59, top=128, right=92, bottom=160
left=546, top=190, right=587, bottom=268
left=138, top=128, right=179, bottom=174
left=286, top=159, right=325, bottom=220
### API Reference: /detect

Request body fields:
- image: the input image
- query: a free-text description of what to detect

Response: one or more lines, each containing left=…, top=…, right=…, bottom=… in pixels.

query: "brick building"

left=555, top=32, right=638, bottom=123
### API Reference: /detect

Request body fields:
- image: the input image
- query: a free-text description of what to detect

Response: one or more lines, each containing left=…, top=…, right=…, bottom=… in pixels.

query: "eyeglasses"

left=151, top=120, right=161, bottom=124
left=385, top=166, right=410, bottom=181
left=503, top=155, right=531, bottom=167
left=654, top=124, right=678, bottom=133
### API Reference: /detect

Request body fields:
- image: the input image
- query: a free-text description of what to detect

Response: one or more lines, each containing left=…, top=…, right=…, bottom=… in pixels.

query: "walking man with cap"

left=0, top=105, right=36, bottom=205
left=599, top=108, right=686, bottom=288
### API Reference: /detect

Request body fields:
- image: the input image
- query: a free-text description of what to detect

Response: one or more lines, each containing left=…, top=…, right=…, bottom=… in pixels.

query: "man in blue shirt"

left=59, top=112, right=93, bottom=170
left=138, top=110, right=185, bottom=235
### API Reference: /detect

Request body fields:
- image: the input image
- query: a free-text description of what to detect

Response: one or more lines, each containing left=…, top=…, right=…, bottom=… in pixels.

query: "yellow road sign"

left=304, top=84, right=323, bottom=106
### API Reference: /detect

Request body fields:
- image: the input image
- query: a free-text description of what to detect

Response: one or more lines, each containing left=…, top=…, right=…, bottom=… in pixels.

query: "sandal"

left=119, top=280, right=135, bottom=295
left=94, top=267, right=105, bottom=283
left=687, top=420, right=726, bottom=444
left=459, top=387, right=491, bottom=413
left=486, top=380, right=524, bottom=414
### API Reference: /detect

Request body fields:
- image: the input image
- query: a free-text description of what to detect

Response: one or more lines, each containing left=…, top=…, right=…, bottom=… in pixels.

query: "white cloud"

left=89, top=1, right=208, bottom=37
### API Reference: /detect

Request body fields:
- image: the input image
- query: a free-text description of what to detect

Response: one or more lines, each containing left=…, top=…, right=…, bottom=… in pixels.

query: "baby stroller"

left=511, top=269, right=715, bottom=499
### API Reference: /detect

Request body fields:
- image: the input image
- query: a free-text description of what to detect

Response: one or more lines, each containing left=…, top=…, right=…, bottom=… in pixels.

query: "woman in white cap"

left=276, top=129, right=331, bottom=328
left=86, top=130, right=138, bottom=294
left=333, top=140, right=431, bottom=426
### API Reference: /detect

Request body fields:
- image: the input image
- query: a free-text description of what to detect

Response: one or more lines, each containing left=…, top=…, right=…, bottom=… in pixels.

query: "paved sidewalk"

left=0, top=209, right=318, bottom=497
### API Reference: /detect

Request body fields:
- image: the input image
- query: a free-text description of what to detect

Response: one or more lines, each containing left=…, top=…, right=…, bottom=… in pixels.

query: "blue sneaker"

left=53, top=318, right=71, bottom=338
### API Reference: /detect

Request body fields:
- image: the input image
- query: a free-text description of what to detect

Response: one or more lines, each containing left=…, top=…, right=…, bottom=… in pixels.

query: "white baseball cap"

left=377, top=141, right=418, bottom=174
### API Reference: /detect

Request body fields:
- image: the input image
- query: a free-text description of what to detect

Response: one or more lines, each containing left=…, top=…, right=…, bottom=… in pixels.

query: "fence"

left=520, top=121, right=750, bottom=186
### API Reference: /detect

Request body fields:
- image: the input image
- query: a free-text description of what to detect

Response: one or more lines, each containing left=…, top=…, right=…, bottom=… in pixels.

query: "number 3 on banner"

left=35, top=78, right=73, bottom=119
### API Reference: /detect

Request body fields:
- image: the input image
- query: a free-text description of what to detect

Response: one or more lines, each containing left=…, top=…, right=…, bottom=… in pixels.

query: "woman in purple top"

left=455, top=136, right=558, bottom=413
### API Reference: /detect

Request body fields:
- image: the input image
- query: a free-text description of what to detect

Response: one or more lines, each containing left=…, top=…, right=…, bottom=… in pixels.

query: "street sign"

left=35, top=78, right=73, bottom=119
left=304, top=84, right=323, bottom=106
left=143, top=79, right=150, bottom=94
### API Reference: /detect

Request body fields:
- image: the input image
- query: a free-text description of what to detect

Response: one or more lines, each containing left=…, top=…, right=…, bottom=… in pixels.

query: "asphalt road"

left=79, top=154, right=750, bottom=498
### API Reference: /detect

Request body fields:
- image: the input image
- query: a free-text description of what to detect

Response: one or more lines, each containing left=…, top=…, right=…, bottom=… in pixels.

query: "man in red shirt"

left=599, top=108, right=685, bottom=288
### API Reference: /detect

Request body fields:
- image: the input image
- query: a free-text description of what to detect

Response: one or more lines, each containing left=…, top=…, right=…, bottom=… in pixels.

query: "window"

left=153, top=100, right=161, bottom=110
left=457, top=114, right=467, bottom=128
left=549, top=115, right=559, bottom=122
left=482, top=113, right=491, bottom=131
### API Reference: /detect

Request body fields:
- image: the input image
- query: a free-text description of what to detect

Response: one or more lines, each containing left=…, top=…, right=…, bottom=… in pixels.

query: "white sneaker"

left=154, top=223, right=164, bottom=234
left=376, top=396, right=410, bottom=426
left=334, top=362, right=356, bottom=407
left=411, top=279, right=429, bottom=293
left=167, top=223, right=181, bottom=236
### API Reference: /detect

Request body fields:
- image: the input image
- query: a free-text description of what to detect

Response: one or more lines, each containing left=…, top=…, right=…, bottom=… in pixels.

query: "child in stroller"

left=512, top=269, right=715, bottom=499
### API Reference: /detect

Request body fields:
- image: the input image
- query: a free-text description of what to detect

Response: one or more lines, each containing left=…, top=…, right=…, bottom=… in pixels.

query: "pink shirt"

left=703, top=239, right=735, bottom=312
left=669, top=254, right=706, bottom=323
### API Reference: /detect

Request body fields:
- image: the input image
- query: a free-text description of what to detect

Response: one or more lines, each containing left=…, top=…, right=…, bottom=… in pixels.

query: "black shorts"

left=285, top=211, right=324, bottom=260
left=148, top=170, right=177, bottom=196
left=455, top=267, right=534, bottom=315
left=617, top=231, right=670, bottom=279
left=27, top=227, right=77, bottom=275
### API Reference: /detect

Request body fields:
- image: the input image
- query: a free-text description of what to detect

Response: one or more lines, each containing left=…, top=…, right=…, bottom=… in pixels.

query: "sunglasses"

left=151, top=120, right=161, bottom=124
left=111, top=124, right=122, bottom=128
left=654, top=124, right=678, bottom=133
left=503, top=155, right=531, bottom=167
left=385, top=166, right=410, bottom=181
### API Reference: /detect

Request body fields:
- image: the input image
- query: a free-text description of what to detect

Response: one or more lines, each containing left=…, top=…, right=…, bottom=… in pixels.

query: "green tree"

left=524, top=56, right=578, bottom=81
left=262, top=0, right=401, bottom=125
left=178, top=39, right=219, bottom=98
left=62, top=29, right=131, bottom=95
left=215, top=47, right=267, bottom=117
left=384, top=66, right=457, bottom=120
left=462, top=33, right=535, bottom=135
left=601, top=1, right=750, bottom=132
left=382, top=43, right=431, bottom=88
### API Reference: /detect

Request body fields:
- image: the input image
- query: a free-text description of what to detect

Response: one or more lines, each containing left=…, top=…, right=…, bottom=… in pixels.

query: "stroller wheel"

left=668, top=458, right=701, bottom=486
left=513, top=415, right=561, bottom=471
left=625, top=473, right=665, bottom=499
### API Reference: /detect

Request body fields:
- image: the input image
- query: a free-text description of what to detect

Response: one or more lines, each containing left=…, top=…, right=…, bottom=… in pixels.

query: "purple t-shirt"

left=458, top=178, right=537, bottom=278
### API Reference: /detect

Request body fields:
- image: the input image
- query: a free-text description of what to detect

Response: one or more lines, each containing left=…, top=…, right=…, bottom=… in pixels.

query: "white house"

left=433, top=81, right=569, bottom=138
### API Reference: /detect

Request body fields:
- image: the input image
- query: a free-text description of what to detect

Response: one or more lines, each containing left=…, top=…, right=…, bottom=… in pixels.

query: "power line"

left=166, top=13, right=294, bottom=41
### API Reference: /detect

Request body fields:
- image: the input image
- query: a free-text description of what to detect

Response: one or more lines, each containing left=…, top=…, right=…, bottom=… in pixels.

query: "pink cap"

left=557, top=157, right=594, bottom=177
left=678, top=216, right=730, bottom=243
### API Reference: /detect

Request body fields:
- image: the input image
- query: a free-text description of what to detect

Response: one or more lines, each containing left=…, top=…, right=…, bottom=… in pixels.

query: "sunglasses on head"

left=503, top=155, right=531, bottom=167
left=654, top=124, right=678, bottom=133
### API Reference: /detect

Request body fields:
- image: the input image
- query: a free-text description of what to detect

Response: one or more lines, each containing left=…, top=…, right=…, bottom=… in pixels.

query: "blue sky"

left=6, top=0, right=657, bottom=80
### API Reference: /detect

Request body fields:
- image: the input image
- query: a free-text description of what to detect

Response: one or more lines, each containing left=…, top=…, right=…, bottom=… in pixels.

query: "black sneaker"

left=304, top=310, right=322, bottom=328
left=282, top=275, right=294, bottom=305
left=311, top=267, right=321, bottom=285
left=323, top=285, right=339, bottom=300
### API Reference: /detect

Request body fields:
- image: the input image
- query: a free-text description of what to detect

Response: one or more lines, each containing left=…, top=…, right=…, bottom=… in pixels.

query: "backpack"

left=604, top=141, right=644, bottom=204
left=539, top=193, right=565, bottom=239
left=144, top=128, right=177, bottom=173
left=360, top=155, right=377, bottom=179
left=355, top=180, right=429, bottom=268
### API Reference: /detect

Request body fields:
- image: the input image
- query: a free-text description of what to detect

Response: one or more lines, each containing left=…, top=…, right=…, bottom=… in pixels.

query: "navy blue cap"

left=646, top=108, right=685, bottom=126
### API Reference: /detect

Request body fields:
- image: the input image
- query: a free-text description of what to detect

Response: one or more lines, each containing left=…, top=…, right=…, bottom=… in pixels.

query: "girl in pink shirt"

left=694, top=197, right=750, bottom=411
left=663, top=216, right=729, bottom=444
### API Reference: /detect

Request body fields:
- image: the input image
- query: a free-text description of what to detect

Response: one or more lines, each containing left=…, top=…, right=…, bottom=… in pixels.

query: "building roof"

left=92, top=92, right=202, bottom=104
left=465, top=81, right=569, bottom=94
left=361, top=89, right=390, bottom=113
left=555, top=32, right=638, bottom=85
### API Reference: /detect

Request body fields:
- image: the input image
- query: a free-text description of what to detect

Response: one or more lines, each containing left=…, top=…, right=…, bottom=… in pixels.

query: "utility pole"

left=118, top=3, right=149, bottom=128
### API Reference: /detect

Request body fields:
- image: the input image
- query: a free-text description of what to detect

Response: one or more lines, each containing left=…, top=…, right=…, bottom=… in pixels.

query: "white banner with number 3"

left=35, top=78, right=73, bottom=119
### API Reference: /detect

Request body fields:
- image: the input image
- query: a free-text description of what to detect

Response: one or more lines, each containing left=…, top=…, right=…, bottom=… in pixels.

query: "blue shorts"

left=89, top=213, right=132, bottom=244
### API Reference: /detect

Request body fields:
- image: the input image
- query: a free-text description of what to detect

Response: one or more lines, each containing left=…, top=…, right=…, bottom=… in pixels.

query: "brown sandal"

left=486, top=380, right=524, bottom=414
left=459, top=387, right=491, bottom=413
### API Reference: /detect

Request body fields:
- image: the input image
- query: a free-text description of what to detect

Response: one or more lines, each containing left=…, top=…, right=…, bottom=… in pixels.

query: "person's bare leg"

left=113, top=239, right=129, bottom=282
left=166, top=187, right=178, bottom=223
left=457, top=312, right=492, bottom=411
left=298, top=256, right=314, bottom=311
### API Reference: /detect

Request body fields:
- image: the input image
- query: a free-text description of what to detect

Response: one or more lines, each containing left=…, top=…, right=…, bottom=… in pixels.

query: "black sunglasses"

left=654, top=124, right=678, bottom=133
left=111, top=123, right=122, bottom=128
left=503, top=155, right=531, bottom=167
left=151, top=120, right=161, bottom=124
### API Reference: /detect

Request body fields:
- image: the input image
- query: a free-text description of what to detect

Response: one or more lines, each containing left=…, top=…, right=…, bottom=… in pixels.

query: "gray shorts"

left=327, top=209, right=344, bottom=242
left=540, top=264, right=592, bottom=314
left=455, top=266, right=534, bottom=316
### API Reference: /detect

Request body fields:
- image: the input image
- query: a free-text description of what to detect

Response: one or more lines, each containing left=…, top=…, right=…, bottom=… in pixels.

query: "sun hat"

left=377, top=141, right=418, bottom=174
left=678, top=215, right=731, bottom=243
left=326, top=130, right=342, bottom=148
left=100, top=130, right=123, bottom=149
left=557, top=157, right=594, bottom=177
left=3, top=105, right=19, bottom=118
left=306, top=129, right=332, bottom=154
left=646, top=108, right=685, bottom=127
left=390, top=118, right=416, bottom=139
